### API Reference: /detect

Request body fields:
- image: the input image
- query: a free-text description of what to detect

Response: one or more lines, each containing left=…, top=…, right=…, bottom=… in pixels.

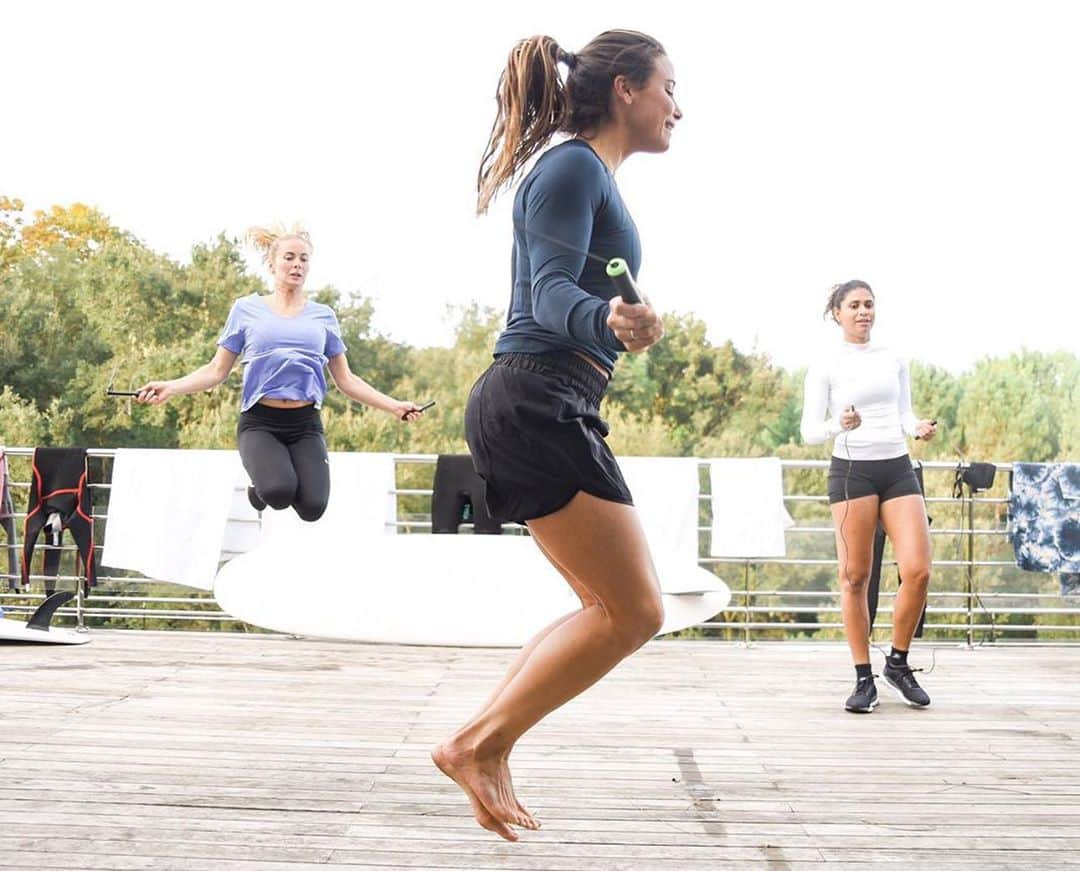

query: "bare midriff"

left=257, top=398, right=316, bottom=409
left=572, top=351, right=610, bottom=380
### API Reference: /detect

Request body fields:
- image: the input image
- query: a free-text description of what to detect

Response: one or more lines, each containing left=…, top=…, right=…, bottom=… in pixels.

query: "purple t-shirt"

left=218, top=294, right=347, bottom=411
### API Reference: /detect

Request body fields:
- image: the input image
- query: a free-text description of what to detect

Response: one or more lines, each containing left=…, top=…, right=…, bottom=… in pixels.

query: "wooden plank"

left=8, top=817, right=1080, bottom=852
left=1, top=630, right=1078, bottom=869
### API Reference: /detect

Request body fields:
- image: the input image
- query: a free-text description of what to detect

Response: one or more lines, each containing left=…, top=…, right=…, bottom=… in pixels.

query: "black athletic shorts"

left=827, top=454, right=922, bottom=505
left=464, top=351, right=633, bottom=524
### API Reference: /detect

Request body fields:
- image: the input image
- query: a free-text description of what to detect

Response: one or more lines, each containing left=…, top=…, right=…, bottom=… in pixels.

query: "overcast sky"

left=5, top=0, right=1078, bottom=373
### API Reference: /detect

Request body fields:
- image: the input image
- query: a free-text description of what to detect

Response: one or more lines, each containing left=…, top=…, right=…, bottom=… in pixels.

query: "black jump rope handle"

left=914, top=419, right=938, bottom=440
left=605, top=258, right=642, bottom=305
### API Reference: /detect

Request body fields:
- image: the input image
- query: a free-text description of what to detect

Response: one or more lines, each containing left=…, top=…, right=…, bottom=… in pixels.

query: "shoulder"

left=230, top=293, right=263, bottom=314
left=223, top=294, right=262, bottom=326
left=308, top=301, right=341, bottom=324
left=531, top=141, right=608, bottom=189
left=544, top=140, right=606, bottom=173
left=875, top=344, right=910, bottom=369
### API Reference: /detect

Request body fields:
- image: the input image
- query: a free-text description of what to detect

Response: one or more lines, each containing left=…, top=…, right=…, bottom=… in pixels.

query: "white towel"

left=256, top=451, right=397, bottom=545
left=617, top=456, right=701, bottom=563
left=103, top=449, right=245, bottom=591
left=220, top=484, right=261, bottom=558
left=709, top=457, right=794, bottom=558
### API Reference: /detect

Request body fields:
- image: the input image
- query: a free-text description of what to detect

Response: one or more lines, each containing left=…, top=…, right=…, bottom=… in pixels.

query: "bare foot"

left=432, top=740, right=533, bottom=838
left=432, top=743, right=516, bottom=841
left=499, top=753, right=540, bottom=830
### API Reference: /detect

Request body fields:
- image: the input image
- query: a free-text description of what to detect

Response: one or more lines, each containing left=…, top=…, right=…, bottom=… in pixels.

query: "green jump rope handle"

left=605, top=258, right=643, bottom=305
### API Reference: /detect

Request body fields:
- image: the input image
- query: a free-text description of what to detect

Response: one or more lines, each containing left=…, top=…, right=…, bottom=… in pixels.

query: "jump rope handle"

left=914, top=419, right=938, bottom=440
left=605, top=258, right=643, bottom=305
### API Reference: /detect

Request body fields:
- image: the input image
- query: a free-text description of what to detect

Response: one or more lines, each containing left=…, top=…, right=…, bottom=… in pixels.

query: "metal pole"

left=743, top=561, right=751, bottom=646
left=966, top=486, right=975, bottom=648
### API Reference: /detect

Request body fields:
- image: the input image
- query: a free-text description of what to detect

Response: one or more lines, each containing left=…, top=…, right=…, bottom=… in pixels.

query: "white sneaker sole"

left=883, top=674, right=930, bottom=708
left=844, top=692, right=879, bottom=713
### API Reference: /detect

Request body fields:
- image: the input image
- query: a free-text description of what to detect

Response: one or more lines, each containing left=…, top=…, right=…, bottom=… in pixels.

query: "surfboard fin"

left=25, top=590, right=75, bottom=631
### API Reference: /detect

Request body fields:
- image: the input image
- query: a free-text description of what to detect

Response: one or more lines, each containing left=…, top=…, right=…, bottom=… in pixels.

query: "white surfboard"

left=0, top=592, right=90, bottom=645
left=214, top=533, right=729, bottom=646
left=0, top=619, right=90, bottom=645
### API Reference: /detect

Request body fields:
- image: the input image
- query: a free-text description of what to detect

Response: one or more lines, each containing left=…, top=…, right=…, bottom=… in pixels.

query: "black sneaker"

left=845, top=676, right=878, bottom=713
left=247, top=485, right=267, bottom=512
left=882, top=662, right=931, bottom=708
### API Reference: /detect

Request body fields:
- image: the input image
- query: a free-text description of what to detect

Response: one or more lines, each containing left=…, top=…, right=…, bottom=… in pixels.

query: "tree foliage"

left=2, top=200, right=1075, bottom=638
left=0, top=199, right=1074, bottom=466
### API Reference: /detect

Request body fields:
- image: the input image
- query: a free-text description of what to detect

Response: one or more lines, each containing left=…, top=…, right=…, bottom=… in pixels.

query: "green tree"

left=0, top=387, right=47, bottom=446
left=907, top=361, right=964, bottom=463
left=606, top=313, right=793, bottom=456
left=19, top=203, right=129, bottom=259
left=0, top=247, right=112, bottom=410
left=958, top=351, right=1078, bottom=462
left=0, top=196, right=26, bottom=271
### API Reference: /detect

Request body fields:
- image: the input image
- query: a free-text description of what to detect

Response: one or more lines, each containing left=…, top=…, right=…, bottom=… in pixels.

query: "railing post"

left=742, top=560, right=751, bottom=646
left=76, top=579, right=86, bottom=632
left=966, top=486, right=975, bottom=648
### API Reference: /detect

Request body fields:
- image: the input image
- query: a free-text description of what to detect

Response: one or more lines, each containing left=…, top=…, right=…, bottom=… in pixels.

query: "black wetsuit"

left=21, top=448, right=96, bottom=593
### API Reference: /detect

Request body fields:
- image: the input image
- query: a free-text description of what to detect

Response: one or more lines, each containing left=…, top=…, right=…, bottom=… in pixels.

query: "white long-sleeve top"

left=800, top=341, right=919, bottom=460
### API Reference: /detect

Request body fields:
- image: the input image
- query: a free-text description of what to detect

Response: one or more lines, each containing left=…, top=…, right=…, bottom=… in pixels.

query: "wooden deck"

left=1, top=632, right=1079, bottom=870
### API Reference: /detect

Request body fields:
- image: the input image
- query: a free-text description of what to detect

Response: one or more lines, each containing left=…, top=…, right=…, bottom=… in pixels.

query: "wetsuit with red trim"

left=21, top=447, right=96, bottom=594
left=0, top=449, right=18, bottom=592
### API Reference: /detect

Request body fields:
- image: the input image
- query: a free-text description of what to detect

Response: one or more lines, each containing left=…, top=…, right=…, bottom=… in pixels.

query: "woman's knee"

left=641, top=595, right=666, bottom=640
left=293, top=497, right=329, bottom=523
left=612, top=591, right=665, bottom=650
left=900, top=563, right=931, bottom=592
left=258, top=481, right=296, bottom=511
left=839, top=566, right=872, bottom=595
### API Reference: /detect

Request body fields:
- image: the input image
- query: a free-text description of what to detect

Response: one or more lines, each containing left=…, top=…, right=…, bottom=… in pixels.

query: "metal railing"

left=1, top=449, right=1076, bottom=643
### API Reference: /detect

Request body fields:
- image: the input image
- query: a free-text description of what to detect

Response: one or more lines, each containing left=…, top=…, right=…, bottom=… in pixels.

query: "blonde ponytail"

left=246, top=222, right=313, bottom=267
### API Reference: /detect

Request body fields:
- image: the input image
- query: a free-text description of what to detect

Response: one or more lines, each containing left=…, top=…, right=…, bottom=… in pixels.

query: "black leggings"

left=237, top=404, right=329, bottom=522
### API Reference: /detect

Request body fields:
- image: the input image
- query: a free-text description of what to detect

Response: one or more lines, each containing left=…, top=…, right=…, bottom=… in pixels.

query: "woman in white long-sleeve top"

left=801, top=280, right=937, bottom=713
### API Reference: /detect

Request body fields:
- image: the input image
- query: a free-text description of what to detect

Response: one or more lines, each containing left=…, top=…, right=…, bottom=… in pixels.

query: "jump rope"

left=106, top=228, right=644, bottom=407
left=103, top=228, right=961, bottom=668
left=106, top=351, right=437, bottom=417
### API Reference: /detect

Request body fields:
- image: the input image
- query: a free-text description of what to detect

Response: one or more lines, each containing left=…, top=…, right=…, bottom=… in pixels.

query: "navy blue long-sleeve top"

left=493, top=139, right=642, bottom=373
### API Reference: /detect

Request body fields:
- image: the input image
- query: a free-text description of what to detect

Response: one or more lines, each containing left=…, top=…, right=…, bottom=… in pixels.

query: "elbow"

left=333, top=373, right=360, bottom=401
left=532, top=302, right=570, bottom=339
left=799, top=423, right=823, bottom=445
left=208, top=363, right=232, bottom=387
left=531, top=275, right=582, bottom=339
left=530, top=285, right=561, bottom=334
